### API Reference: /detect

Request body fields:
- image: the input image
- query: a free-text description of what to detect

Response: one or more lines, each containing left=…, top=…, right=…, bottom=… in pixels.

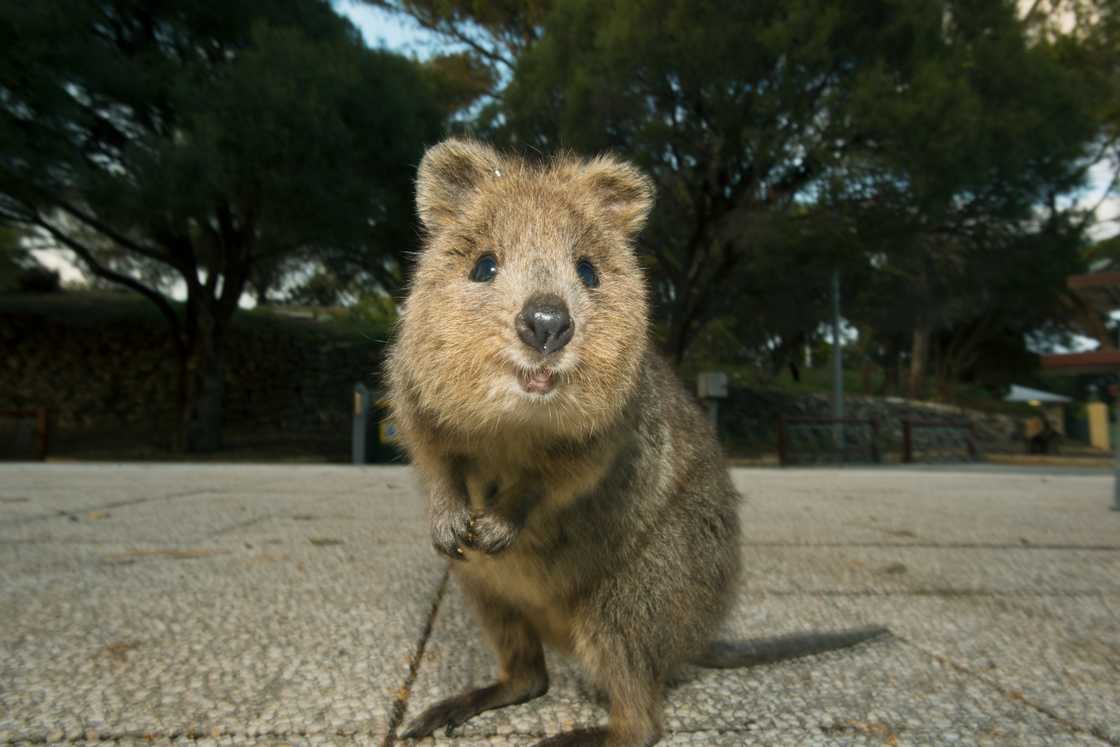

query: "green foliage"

left=0, top=225, right=27, bottom=291
left=0, top=1, right=447, bottom=295
left=1049, top=0, right=1120, bottom=210
left=425, top=52, right=499, bottom=114
left=0, top=0, right=450, bottom=449
left=287, top=267, right=353, bottom=307
left=0, top=225, right=63, bottom=293
left=478, top=0, right=1099, bottom=370
left=334, top=293, right=398, bottom=342
left=366, top=0, right=1117, bottom=400
left=15, top=265, right=61, bottom=293
left=366, top=0, right=550, bottom=73
left=1087, top=234, right=1120, bottom=265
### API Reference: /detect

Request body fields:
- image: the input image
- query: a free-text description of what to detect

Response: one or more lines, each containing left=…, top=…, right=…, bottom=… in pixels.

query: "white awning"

left=1004, top=385, right=1073, bottom=404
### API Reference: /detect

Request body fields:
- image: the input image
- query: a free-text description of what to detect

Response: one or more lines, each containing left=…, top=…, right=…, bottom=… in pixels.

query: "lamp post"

left=832, top=269, right=844, bottom=454
left=1114, top=393, right=1120, bottom=511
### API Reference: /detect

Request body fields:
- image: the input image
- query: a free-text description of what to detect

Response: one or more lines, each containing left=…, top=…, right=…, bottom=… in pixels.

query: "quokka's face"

left=393, top=139, right=654, bottom=438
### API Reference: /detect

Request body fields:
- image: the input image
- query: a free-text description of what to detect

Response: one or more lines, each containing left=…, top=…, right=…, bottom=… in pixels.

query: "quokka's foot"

left=531, top=727, right=609, bottom=746
left=531, top=726, right=660, bottom=747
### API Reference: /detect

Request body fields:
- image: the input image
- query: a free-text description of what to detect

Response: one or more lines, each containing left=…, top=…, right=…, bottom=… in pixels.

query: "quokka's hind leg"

left=400, top=591, right=549, bottom=740
left=531, top=634, right=665, bottom=747
left=531, top=700, right=663, bottom=746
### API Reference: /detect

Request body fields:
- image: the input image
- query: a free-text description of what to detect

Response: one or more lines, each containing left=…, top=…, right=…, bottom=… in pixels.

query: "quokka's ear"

left=416, top=139, right=504, bottom=232
left=578, top=155, right=655, bottom=237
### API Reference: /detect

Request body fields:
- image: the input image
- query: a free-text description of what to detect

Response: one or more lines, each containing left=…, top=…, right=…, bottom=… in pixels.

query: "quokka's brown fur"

left=387, top=139, right=886, bottom=747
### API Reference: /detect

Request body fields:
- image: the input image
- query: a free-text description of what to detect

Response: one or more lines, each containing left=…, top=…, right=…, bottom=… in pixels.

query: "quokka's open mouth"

left=518, top=369, right=556, bottom=395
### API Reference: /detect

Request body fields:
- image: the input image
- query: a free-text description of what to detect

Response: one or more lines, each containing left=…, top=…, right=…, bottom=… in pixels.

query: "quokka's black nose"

left=516, top=294, right=574, bottom=354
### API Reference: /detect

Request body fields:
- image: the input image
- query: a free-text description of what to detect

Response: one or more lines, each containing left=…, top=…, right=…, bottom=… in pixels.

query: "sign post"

left=352, top=383, right=369, bottom=465
left=697, top=372, right=729, bottom=433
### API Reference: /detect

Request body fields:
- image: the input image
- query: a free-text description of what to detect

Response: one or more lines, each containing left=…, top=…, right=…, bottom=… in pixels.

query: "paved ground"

left=0, top=464, right=1117, bottom=747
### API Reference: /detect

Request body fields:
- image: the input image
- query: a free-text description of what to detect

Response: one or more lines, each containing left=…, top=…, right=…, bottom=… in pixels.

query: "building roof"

left=1040, top=350, right=1120, bottom=376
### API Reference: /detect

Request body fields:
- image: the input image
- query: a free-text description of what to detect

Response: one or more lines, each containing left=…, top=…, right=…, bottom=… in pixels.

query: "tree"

left=848, top=210, right=1087, bottom=398
left=376, top=0, right=1102, bottom=375
left=1028, top=0, right=1120, bottom=233
left=287, top=266, right=354, bottom=308
left=836, top=2, right=1099, bottom=397
left=0, top=0, right=447, bottom=450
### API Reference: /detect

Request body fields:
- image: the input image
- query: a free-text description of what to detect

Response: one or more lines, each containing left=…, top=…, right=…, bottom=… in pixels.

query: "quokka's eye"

left=576, top=258, right=599, bottom=289
left=469, top=254, right=498, bottom=282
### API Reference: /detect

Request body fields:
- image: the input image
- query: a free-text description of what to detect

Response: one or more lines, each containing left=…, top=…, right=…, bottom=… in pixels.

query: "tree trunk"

left=909, top=323, right=931, bottom=400
left=932, top=338, right=952, bottom=401
left=665, top=309, right=692, bottom=366
left=172, top=345, right=189, bottom=452
left=181, top=306, right=227, bottom=452
left=879, top=338, right=899, bottom=396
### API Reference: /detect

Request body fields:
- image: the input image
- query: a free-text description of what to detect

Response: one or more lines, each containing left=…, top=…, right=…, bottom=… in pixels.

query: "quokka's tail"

left=693, top=626, right=891, bottom=668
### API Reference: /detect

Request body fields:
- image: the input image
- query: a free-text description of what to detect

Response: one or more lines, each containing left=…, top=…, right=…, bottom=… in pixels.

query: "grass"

left=0, top=289, right=169, bottom=326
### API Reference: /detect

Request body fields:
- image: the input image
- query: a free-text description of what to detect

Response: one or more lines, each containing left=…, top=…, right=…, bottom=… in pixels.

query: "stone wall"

left=717, top=386, right=1030, bottom=458
left=0, top=298, right=384, bottom=459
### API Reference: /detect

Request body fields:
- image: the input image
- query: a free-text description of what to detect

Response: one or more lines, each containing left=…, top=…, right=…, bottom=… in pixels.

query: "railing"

left=901, top=418, right=978, bottom=463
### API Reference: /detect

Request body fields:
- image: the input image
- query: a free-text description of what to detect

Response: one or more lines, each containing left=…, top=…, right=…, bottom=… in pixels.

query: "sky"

left=334, top=1, right=442, bottom=57
left=1084, top=162, right=1120, bottom=242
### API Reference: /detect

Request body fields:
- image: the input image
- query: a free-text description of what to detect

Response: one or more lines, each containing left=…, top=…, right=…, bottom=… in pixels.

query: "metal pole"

left=832, top=269, right=844, bottom=455
left=352, top=383, right=369, bottom=465
left=1114, top=397, right=1120, bottom=510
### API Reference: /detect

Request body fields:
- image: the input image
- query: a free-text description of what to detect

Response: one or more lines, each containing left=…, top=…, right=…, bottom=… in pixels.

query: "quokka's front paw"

left=466, top=512, right=519, bottom=555
left=430, top=504, right=474, bottom=561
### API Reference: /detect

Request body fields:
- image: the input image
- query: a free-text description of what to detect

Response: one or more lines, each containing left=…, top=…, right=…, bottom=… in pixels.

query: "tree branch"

left=640, top=234, right=681, bottom=285
left=52, top=198, right=170, bottom=263
left=0, top=204, right=36, bottom=225
left=33, top=215, right=186, bottom=357
left=377, top=2, right=517, bottom=73
left=1021, top=0, right=1046, bottom=27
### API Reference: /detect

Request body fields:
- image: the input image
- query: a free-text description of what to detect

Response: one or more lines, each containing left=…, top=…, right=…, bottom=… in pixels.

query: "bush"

left=17, top=266, right=61, bottom=293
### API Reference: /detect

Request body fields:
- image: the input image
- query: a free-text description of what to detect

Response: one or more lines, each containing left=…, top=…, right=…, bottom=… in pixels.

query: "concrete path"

left=0, top=464, right=1117, bottom=746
